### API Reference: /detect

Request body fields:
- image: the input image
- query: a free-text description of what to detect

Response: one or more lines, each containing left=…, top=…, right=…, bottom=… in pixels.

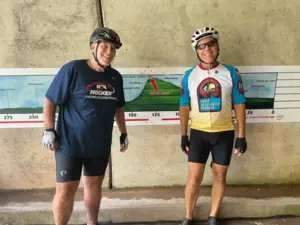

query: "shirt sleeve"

left=231, top=67, right=246, bottom=105
left=45, top=63, right=73, bottom=106
left=179, top=71, right=190, bottom=106
left=117, top=75, right=125, bottom=108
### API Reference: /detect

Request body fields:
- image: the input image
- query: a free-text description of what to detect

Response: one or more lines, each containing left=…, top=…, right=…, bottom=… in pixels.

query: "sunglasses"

left=196, top=40, right=217, bottom=50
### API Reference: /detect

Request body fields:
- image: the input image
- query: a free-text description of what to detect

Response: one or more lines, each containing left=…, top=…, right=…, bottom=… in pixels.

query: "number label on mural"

left=152, top=112, right=160, bottom=117
left=29, top=115, right=39, bottom=119
left=128, top=112, right=137, bottom=117
left=4, top=115, right=13, bottom=120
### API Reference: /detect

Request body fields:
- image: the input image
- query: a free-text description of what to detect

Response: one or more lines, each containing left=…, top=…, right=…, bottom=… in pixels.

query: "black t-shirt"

left=45, top=59, right=125, bottom=157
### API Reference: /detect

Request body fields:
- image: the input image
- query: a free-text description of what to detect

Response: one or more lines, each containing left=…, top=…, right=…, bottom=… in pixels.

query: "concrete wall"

left=104, top=0, right=300, bottom=188
left=0, top=0, right=97, bottom=68
left=0, top=0, right=299, bottom=189
left=102, top=0, right=300, bottom=67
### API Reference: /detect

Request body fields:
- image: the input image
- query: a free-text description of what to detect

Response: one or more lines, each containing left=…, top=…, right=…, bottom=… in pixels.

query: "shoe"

left=180, top=218, right=193, bottom=225
left=207, top=216, right=218, bottom=225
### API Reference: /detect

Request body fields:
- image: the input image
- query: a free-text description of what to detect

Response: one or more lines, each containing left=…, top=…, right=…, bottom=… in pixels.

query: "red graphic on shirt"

left=197, top=78, right=222, bottom=112
left=180, top=85, right=184, bottom=96
left=238, top=79, right=244, bottom=94
left=86, top=82, right=115, bottom=97
left=198, top=78, right=221, bottom=98
left=86, top=82, right=113, bottom=91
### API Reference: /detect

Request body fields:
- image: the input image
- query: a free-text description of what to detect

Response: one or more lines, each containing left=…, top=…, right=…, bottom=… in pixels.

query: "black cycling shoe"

left=207, top=216, right=218, bottom=225
left=180, top=218, right=193, bottom=225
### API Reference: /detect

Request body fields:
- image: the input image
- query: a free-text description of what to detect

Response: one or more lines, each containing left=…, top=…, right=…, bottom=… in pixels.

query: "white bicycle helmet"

left=191, top=27, right=219, bottom=51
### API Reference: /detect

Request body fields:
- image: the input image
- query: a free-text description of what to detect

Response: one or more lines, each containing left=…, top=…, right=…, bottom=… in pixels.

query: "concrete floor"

left=0, top=185, right=299, bottom=225
left=1, top=185, right=300, bottom=203
left=106, top=217, right=300, bottom=224
left=60, top=217, right=300, bottom=224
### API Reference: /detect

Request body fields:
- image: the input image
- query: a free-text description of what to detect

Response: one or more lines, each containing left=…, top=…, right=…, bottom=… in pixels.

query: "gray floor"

left=101, top=217, right=300, bottom=225
left=48, top=217, right=298, bottom=225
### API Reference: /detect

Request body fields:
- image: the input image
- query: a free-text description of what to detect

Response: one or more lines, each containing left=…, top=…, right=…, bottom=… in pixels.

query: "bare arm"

left=115, top=107, right=127, bottom=134
left=234, top=103, right=246, bottom=137
left=180, top=106, right=190, bottom=136
left=43, top=97, right=56, bottom=129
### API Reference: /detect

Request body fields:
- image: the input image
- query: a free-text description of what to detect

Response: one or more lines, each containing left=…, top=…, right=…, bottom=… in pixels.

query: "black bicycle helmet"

left=89, top=27, right=122, bottom=49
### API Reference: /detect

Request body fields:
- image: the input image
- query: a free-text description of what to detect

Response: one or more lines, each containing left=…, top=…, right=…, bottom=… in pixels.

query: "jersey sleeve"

left=117, top=74, right=125, bottom=108
left=231, top=67, right=246, bottom=105
left=45, top=62, right=73, bottom=106
left=179, top=71, right=190, bottom=106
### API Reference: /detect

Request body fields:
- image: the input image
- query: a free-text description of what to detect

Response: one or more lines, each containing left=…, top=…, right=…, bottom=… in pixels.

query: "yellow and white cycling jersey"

left=179, top=63, right=246, bottom=132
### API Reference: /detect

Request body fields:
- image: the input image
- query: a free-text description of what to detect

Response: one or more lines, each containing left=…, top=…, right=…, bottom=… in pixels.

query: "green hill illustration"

left=245, top=98, right=274, bottom=109
left=0, top=107, right=43, bottom=114
left=124, top=77, right=181, bottom=112
left=0, top=107, right=59, bottom=114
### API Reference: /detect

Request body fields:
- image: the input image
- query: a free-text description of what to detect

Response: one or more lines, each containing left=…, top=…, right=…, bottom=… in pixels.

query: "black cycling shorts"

left=188, top=129, right=235, bottom=166
left=55, top=151, right=110, bottom=183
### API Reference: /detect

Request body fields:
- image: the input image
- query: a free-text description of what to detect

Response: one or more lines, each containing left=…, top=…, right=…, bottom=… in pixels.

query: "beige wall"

left=103, top=0, right=300, bottom=67
left=0, top=0, right=97, bottom=68
left=112, top=123, right=300, bottom=188
left=0, top=0, right=300, bottom=189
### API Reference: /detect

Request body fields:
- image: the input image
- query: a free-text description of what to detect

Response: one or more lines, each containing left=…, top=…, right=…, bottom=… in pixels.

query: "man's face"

left=91, top=41, right=116, bottom=67
left=196, top=37, right=218, bottom=64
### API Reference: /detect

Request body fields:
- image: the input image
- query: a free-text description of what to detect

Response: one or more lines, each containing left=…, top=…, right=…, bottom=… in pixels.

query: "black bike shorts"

left=55, top=151, right=110, bottom=183
left=188, top=129, right=235, bottom=166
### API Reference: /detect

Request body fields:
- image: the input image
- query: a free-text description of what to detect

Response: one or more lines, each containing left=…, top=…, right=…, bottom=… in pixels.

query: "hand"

left=120, top=133, right=129, bottom=152
left=42, top=128, right=59, bottom=151
left=181, top=135, right=190, bottom=155
left=234, top=137, right=247, bottom=156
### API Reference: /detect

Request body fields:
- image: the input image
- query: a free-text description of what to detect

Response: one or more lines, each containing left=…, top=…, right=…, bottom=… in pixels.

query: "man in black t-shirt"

left=42, top=27, right=129, bottom=225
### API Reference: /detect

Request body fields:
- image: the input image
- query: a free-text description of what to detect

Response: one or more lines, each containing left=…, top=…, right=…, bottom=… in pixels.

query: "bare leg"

left=210, top=163, right=228, bottom=217
left=185, top=162, right=206, bottom=220
left=53, top=181, right=80, bottom=225
left=83, top=175, right=104, bottom=225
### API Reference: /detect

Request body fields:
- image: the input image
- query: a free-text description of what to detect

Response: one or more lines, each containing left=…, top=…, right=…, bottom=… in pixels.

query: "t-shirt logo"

left=85, top=82, right=117, bottom=100
left=197, top=78, right=222, bottom=112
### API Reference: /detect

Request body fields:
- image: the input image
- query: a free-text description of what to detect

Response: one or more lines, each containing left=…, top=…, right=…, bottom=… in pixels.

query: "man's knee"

left=84, top=175, right=104, bottom=189
left=83, top=178, right=103, bottom=208
left=188, top=175, right=203, bottom=187
left=188, top=171, right=204, bottom=186
left=212, top=166, right=228, bottom=183
left=55, top=182, right=79, bottom=201
left=187, top=163, right=205, bottom=186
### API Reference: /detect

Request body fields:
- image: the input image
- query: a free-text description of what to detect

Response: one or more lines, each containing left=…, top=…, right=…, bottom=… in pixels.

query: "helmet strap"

left=92, top=42, right=109, bottom=71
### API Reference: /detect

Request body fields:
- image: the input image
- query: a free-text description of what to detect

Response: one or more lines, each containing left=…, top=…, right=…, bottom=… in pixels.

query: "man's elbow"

left=115, top=107, right=124, bottom=115
left=234, top=103, right=246, bottom=110
left=43, top=97, right=57, bottom=112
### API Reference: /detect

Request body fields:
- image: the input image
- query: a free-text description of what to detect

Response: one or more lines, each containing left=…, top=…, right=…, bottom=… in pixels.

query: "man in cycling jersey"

left=179, top=27, right=247, bottom=225
left=42, top=27, right=129, bottom=225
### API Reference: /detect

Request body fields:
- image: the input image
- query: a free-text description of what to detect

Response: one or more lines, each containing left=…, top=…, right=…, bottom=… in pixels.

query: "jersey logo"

left=238, top=79, right=244, bottom=94
left=85, top=82, right=117, bottom=100
left=197, top=78, right=222, bottom=112
left=180, top=84, right=184, bottom=96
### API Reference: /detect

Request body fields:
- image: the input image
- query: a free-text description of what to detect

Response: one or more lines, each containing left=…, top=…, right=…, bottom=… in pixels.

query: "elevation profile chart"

left=0, top=67, right=299, bottom=127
